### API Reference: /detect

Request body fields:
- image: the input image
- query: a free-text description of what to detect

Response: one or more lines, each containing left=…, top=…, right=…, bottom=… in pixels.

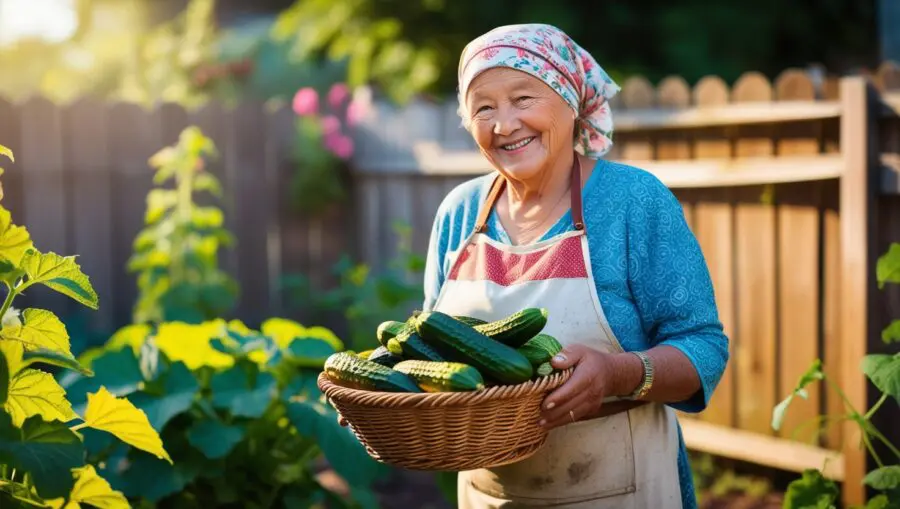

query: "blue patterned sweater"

left=421, top=159, right=730, bottom=509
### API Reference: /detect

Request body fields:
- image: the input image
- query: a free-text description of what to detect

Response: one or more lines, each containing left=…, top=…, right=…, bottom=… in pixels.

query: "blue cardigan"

left=421, top=159, right=730, bottom=509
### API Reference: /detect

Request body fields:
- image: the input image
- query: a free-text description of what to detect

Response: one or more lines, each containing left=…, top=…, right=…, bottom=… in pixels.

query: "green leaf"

left=0, top=144, right=12, bottom=162
left=128, top=361, right=199, bottom=431
left=864, top=494, right=892, bottom=509
left=772, top=359, right=824, bottom=431
left=861, top=354, right=900, bottom=403
left=883, top=320, right=900, bottom=345
left=20, top=250, right=99, bottom=309
left=118, top=453, right=199, bottom=502
left=83, top=386, right=172, bottom=463
left=285, top=337, right=338, bottom=368
left=193, top=172, right=222, bottom=197
left=877, top=243, right=900, bottom=289
left=865, top=466, right=900, bottom=490
left=0, top=259, right=25, bottom=286
left=0, top=348, right=8, bottom=405
left=21, top=348, right=92, bottom=376
left=4, top=368, right=77, bottom=426
left=0, top=339, right=23, bottom=377
left=286, top=398, right=388, bottom=488
left=186, top=418, right=246, bottom=459
left=782, top=469, right=839, bottom=509
left=0, top=208, right=33, bottom=267
left=45, top=464, right=130, bottom=509
left=0, top=411, right=85, bottom=499
left=1, top=308, right=71, bottom=355
left=210, top=367, right=277, bottom=418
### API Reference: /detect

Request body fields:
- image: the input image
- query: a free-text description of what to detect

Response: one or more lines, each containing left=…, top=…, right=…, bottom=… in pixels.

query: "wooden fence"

left=1, top=61, right=899, bottom=505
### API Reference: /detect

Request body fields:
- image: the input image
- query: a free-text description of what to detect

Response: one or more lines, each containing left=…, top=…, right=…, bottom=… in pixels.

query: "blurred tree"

left=271, top=0, right=879, bottom=104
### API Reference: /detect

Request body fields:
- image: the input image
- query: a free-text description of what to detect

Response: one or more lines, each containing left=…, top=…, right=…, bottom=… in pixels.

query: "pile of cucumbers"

left=323, top=308, right=564, bottom=393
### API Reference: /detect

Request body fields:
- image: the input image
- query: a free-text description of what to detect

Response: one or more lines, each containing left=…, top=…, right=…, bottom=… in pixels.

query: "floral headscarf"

left=457, top=23, right=620, bottom=158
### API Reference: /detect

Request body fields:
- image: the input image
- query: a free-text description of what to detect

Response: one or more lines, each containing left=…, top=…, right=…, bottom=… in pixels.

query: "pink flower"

left=324, top=132, right=354, bottom=159
left=327, top=83, right=350, bottom=109
left=345, top=93, right=371, bottom=126
left=292, top=87, right=318, bottom=116
left=321, top=115, right=341, bottom=135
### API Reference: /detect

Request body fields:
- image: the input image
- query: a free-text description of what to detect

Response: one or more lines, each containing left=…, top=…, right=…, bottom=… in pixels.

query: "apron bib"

left=430, top=158, right=684, bottom=508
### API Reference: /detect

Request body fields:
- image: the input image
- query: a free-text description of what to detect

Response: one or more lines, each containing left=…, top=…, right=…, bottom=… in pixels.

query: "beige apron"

left=430, top=159, right=684, bottom=508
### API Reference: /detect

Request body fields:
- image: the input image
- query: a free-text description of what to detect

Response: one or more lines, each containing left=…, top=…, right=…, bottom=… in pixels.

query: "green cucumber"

left=367, top=345, right=403, bottom=367
left=413, top=311, right=533, bottom=385
left=324, top=352, right=422, bottom=392
left=473, top=308, right=549, bottom=347
left=376, top=320, right=411, bottom=347
left=453, top=315, right=488, bottom=326
left=517, top=334, right=564, bottom=366
left=392, top=360, right=485, bottom=392
left=388, top=328, right=449, bottom=362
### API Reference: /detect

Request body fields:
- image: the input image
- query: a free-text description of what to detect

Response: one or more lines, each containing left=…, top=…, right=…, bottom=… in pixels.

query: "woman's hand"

left=538, top=345, right=639, bottom=430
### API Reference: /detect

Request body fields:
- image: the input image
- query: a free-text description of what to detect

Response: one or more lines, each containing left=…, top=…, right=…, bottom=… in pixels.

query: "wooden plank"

left=681, top=419, right=845, bottom=481
left=408, top=142, right=844, bottom=184
left=614, top=101, right=841, bottom=132
left=619, top=76, right=655, bottom=161
left=66, top=98, right=115, bottom=334
left=821, top=183, right=843, bottom=451
left=0, top=98, right=23, bottom=228
left=20, top=97, right=68, bottom=315
left=692, top=191, right=736, bottom=428
left=225, top=102, right=271, bottom=326
left=838, top=76, right=877, bottom=506
left=774, top=71, right=822, bottom=443
left=655, top=75, right=692, bottom=160
left=108, top=102, right=160, bottom=325
left=733, top=72, right=778, bottom=436
left=690, top=77, right=735, bottom=427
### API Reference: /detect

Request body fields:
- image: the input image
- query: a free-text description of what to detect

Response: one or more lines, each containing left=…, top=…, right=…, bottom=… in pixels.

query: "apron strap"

left=473, top=153, right=586, bottom=234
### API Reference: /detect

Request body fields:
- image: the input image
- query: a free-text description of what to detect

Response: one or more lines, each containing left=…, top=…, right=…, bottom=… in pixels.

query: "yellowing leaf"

left=144, top=189, right=177, bottom=224
left=0, top=144, right=13, bottom=162
left=0, top=207, right=33, bottom=267
left=261, top=318, right=344, bottom=351
left=106, top=323, right=152, bottom=354
left=153, top=320, right=233, bottom=370
left=5, top=368, right=77, bottom=426
left=83, top=386, right=171, bottom=464
left=46, top=464, right=130, bottom=509
left=21, top=251, right=99, bottom=309
left=1, top=308, right=71, bottom=355
left=0, top=339, right=24, bottom=376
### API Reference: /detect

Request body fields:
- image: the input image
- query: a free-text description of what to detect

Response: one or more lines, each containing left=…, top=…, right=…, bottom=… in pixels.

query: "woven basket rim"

left=317, top=367, right=573, bottom=409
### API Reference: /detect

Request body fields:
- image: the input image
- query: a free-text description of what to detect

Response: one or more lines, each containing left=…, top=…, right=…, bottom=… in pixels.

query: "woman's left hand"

left=538, top=344, right=622, bottom=430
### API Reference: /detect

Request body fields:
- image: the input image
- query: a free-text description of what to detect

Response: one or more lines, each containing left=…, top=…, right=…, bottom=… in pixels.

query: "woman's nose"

left=493, top=107, right=521, bottom=136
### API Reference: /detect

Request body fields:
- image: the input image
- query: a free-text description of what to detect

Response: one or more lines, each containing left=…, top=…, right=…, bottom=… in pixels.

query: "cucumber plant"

left=772, top=242, right=900, bottom=508
left=62, top=316, right=389, bottom=508
left=0, top=144, right=169, bottom=508
left=128, top=126, right=238, bottom=325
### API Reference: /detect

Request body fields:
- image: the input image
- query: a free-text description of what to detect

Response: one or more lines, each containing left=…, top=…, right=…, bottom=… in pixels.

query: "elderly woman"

left=420, top=24, right=729, bottom=509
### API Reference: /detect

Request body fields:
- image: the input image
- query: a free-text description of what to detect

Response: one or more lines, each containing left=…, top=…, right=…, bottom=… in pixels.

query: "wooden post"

left=839, top=76, right=878, bottom=506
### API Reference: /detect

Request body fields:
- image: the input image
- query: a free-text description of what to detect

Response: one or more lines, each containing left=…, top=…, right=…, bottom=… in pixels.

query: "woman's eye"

left=516, top=96, right=533, bottom=103
left=475, top=105, right=492, bottom=113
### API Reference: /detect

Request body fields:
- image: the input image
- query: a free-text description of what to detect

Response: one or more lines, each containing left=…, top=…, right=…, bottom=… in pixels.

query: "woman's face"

left=464, top=68, right=575, bottom=183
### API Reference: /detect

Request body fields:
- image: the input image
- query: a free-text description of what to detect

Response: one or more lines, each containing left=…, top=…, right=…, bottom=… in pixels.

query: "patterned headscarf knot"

left=457, top=23, right=620, bottom=158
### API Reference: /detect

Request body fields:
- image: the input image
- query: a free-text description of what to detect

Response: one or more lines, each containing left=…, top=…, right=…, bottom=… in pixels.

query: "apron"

left=430, top=157, right=684, bottom=508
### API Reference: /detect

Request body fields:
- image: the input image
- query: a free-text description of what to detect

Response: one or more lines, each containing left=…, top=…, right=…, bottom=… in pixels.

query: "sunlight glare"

left=0, top=0, right=77, bottom=46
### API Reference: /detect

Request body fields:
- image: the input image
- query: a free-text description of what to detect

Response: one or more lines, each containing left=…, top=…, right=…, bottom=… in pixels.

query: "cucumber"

left=453, top=315, right=488, bottom=326
left=367, top=345, right=403, bottom=367
left=517, top=334, right=564, bottom=366
left=413, top=311, right=533, bottom=385
left=324, top=352, right=422, bottom=392
left=376, top=320, right=411, bottom=347
left=473, top=308, right=549, bottom=347
left=392, top=360, right=485, bottom=392
left=388, top=328, right=449, bottom=362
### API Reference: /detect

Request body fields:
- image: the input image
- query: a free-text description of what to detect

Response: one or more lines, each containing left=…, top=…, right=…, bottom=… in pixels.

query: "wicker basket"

left=316, top=368, right=573, bottom=471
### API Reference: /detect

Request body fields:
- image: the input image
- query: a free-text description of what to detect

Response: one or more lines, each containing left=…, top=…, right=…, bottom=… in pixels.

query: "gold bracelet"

left=626, top=351, right=654, bottom=400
